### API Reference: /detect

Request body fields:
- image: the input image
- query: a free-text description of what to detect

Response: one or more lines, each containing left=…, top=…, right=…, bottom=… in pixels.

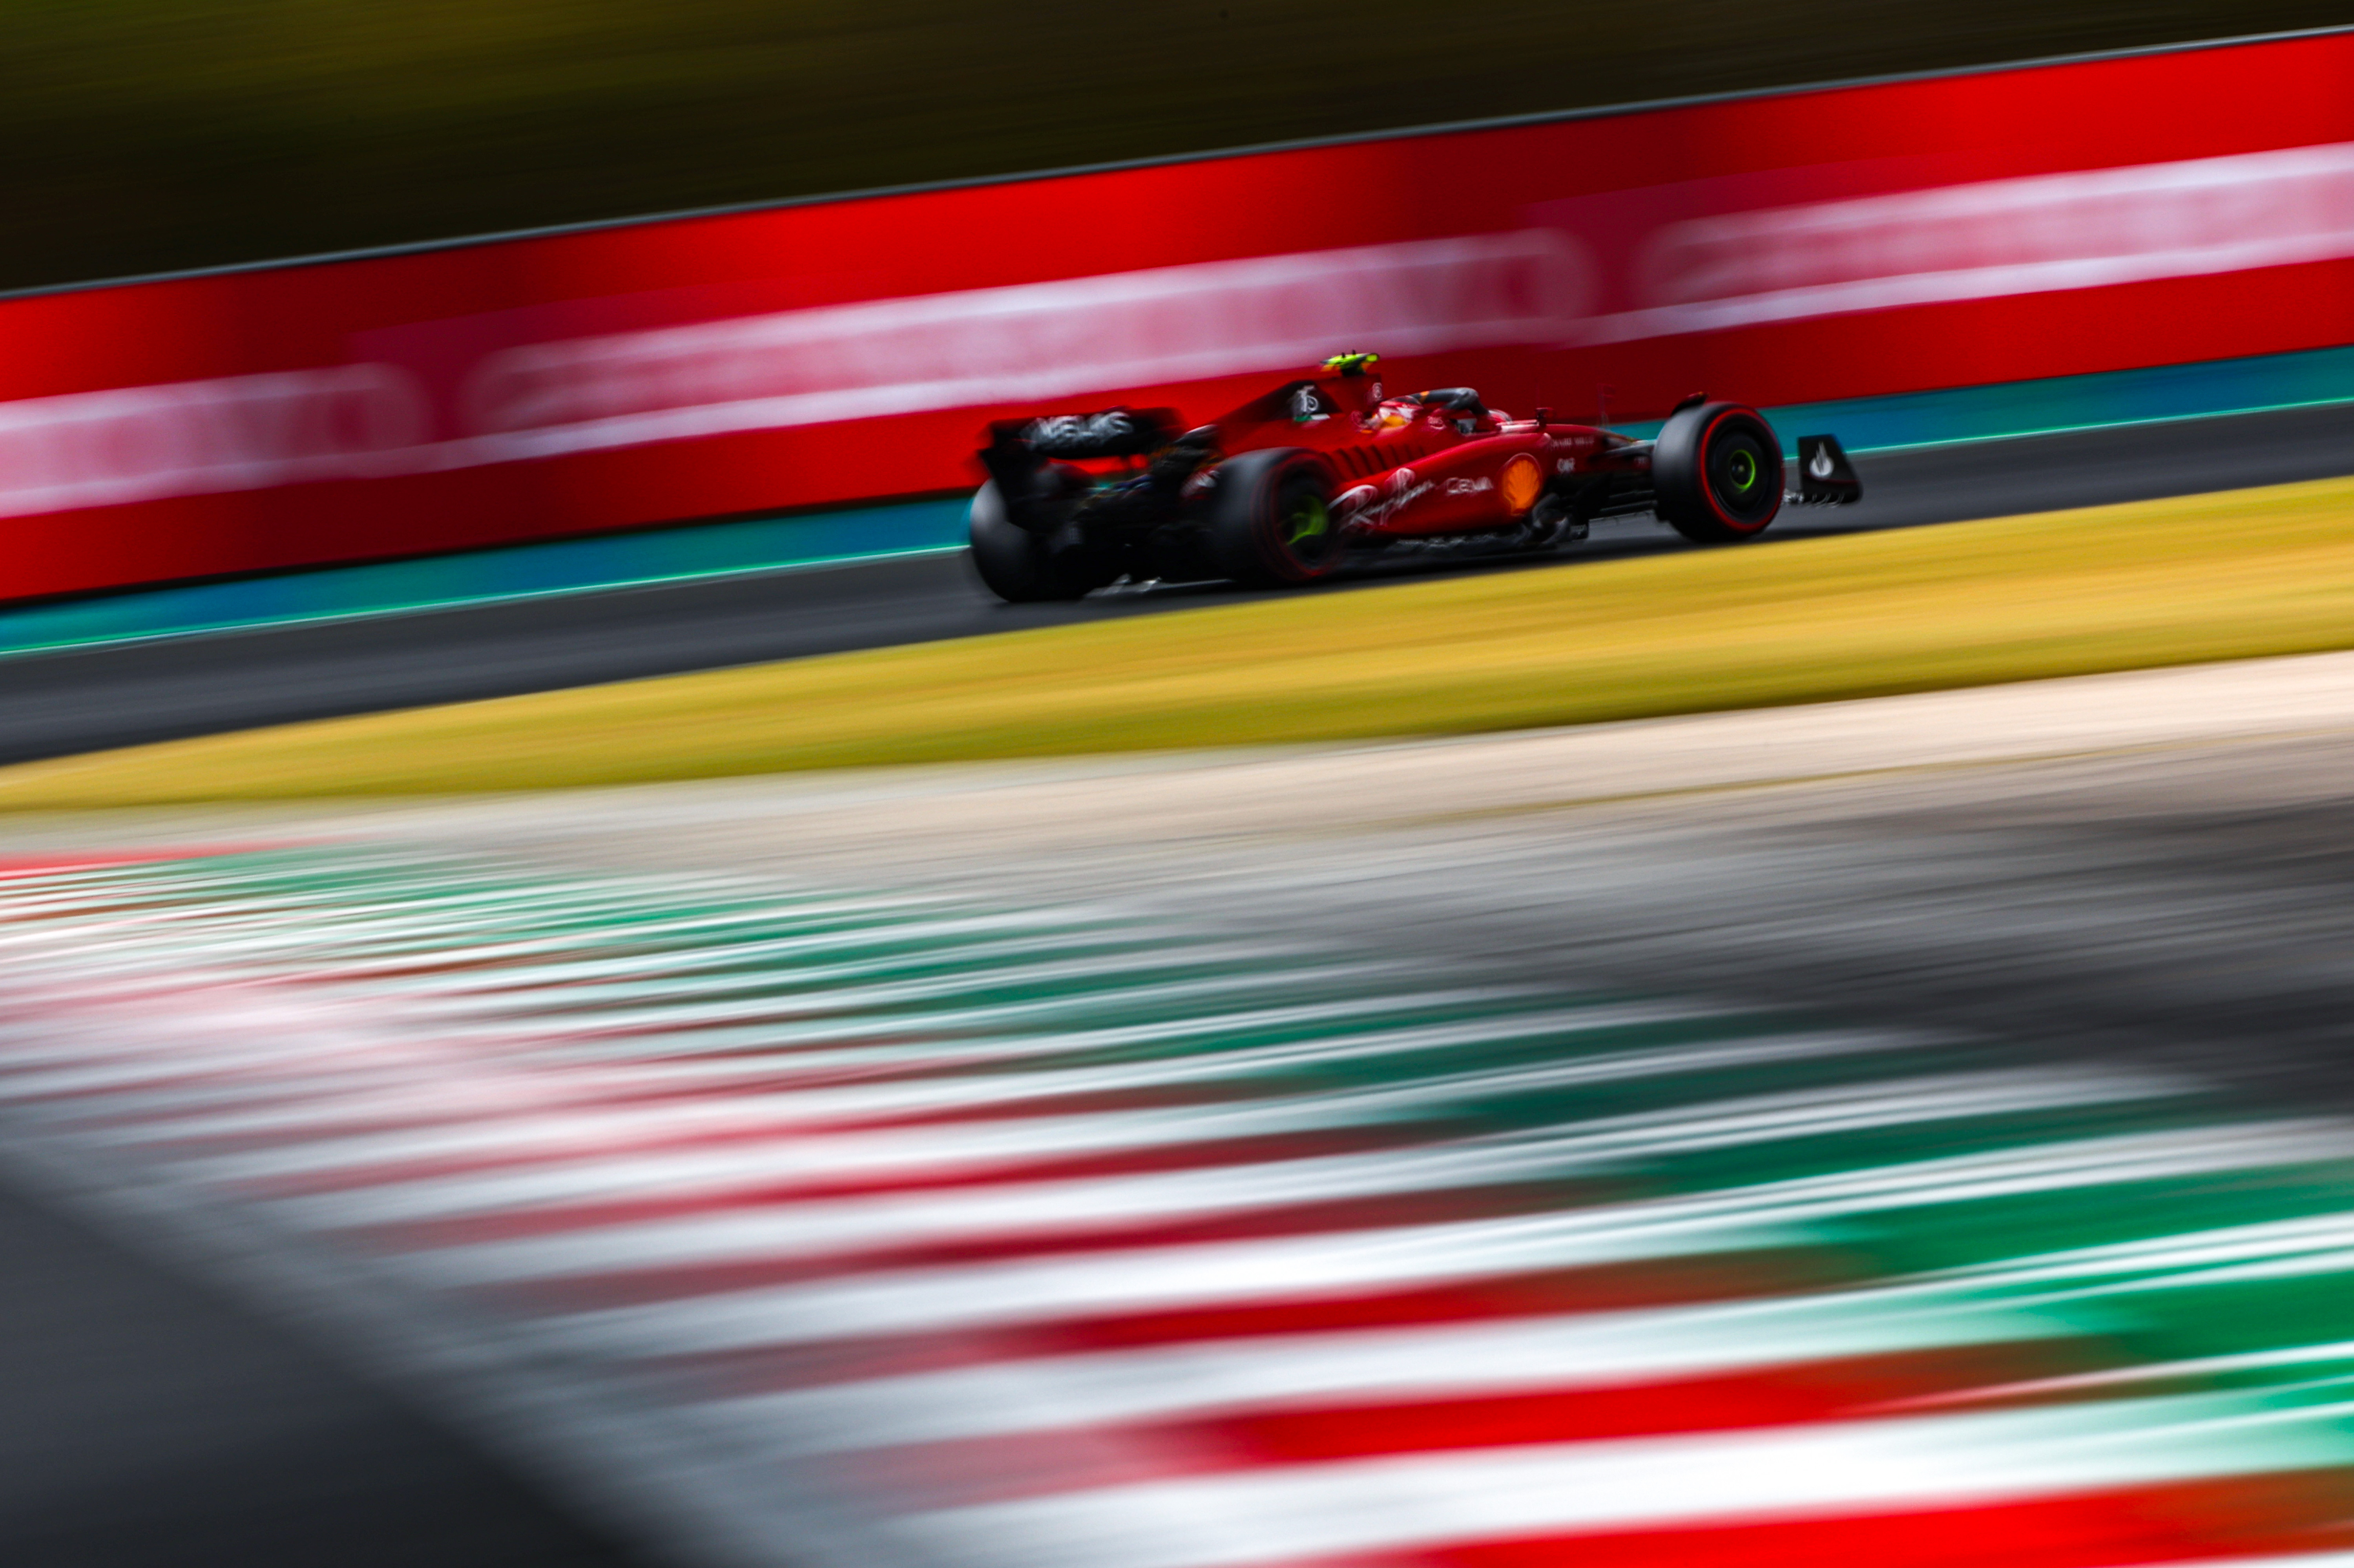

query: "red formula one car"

left=967, top=353, right=1861, bottom=602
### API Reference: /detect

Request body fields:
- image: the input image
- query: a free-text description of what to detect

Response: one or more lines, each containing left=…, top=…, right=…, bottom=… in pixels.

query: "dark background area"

left=6, top=1, right=2352, bottom=295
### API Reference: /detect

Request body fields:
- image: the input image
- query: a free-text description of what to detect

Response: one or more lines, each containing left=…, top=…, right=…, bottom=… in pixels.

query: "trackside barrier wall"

left=3, top=28, right=2352, bottom=603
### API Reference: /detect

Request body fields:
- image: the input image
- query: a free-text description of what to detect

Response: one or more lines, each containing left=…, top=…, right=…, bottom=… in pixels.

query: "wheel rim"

left=1283, top=492, right=1332, bottom=560
left=1706, top=427, right=1778, bottom=526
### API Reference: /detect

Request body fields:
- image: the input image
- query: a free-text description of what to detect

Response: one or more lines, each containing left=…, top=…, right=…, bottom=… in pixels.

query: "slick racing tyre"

left=968, top=477, right=1102, bottom=602
left=1202, top=449, right=1345, bottom=587
left=1652, top=401, right=1784, bottom=545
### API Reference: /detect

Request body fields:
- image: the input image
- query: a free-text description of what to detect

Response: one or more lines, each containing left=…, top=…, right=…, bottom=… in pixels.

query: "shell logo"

left=1500, top=452, right=1544, bottom=516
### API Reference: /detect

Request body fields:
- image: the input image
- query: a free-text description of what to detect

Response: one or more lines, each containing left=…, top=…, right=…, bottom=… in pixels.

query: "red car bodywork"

left=967, top=354, right=1855, bottom=600
left=1184, top=364, right=1643, bottom=544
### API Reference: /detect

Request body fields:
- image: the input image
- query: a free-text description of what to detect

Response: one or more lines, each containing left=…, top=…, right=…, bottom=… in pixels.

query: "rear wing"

left=975, top=406, right=1188, bottom=526
left=986, top=407, right=1181, bottom=460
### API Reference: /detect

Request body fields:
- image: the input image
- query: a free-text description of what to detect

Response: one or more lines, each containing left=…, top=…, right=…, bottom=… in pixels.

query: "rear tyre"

left=1653, top=402, right=1784, bottom=544
left=1202, top=449, right=1345, bottom=587
left=968, top=478, right=1101, bottom=603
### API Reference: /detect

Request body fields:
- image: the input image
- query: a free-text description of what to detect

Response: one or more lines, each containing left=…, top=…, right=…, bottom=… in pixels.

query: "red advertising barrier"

left=4, top=28, right=2353, bottom=602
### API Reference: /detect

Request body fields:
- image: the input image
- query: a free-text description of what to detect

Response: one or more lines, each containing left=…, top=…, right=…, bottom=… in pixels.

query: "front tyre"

left=968, top=478, right=1101, bottom=602
left=1652, top=401, right=1784, bottom=545
left=1202, top=449, right=1345, bottom=587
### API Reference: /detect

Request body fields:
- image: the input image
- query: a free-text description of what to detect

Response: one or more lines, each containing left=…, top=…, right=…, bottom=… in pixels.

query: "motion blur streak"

left=895, top=1397, right=2353, bottom=1568
left=1597, top=141, right=2354, bottom=341
left=707, top=1287, right=2070, bottom=1452
left=464, top=235, right=1577, bottom=456
left=0, top=848, right=2351, bottom=1568
left=0, top=365, right=429, bottom=518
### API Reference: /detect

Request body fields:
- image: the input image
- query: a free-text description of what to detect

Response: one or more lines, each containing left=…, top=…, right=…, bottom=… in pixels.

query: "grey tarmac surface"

left=3, top=399, right=2352, bottom=766
left=1038, top=734, right=2354, bottom=1111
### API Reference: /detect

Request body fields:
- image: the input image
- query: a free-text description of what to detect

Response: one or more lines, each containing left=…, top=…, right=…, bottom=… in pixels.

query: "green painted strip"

left=0, top=496, right=971, bottom=663
left=1, top=342, right=2347, bottom=663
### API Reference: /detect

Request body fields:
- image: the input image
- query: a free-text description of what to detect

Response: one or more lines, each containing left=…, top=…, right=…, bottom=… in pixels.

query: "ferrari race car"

left=967, top=353, right=1861, bottom=602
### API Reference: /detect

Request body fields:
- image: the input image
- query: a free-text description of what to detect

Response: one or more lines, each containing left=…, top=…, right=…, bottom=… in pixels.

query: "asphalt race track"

left=3, top=399, right=2353, bottom=765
